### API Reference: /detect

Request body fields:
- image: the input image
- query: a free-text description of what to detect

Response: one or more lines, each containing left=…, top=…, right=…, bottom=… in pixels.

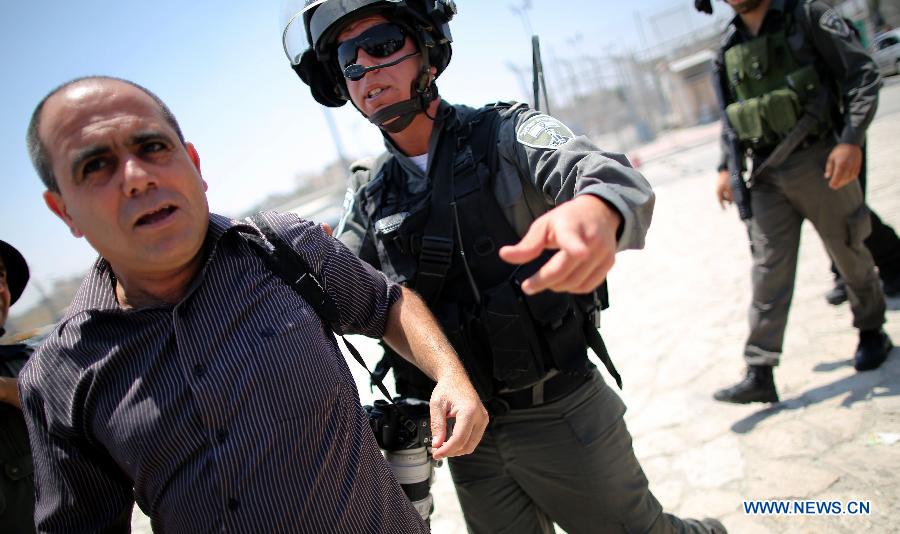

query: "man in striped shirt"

left=18, top=75, right=487, bottom=533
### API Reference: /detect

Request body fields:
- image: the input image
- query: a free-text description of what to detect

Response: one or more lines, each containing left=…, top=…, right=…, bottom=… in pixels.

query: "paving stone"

left=742, top=460, right=839, bottom=500
left=670, top=434, right=745, bottom=489
left=677, top=488, right=744, bottom=520
left=741, top=419, right=833, bottom=459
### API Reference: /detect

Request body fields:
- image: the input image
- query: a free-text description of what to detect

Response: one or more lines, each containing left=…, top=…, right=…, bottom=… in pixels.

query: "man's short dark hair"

left=26, top=76, right=186, bottom=193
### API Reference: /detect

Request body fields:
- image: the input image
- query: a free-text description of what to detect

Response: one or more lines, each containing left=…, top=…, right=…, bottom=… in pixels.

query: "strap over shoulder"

left=241, top=213, right=396, bottom=401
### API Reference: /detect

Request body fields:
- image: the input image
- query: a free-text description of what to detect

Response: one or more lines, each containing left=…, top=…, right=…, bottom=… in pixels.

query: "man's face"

left=337, top=15, right=426, bottom=118
left=40, top=80, right=210, bottom=280
left=0, top=257, right=9, bottom=329
left=725, top=0, right=767, bottom=15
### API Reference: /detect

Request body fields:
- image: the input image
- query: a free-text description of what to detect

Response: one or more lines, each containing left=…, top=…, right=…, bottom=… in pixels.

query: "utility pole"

left=321, top=108, right=351, bottom=171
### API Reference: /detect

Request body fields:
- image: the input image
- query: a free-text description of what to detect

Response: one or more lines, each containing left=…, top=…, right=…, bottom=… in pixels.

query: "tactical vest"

left=724, top=2, right=829, bottom=151
left=360, top=105, right=605, bottom=400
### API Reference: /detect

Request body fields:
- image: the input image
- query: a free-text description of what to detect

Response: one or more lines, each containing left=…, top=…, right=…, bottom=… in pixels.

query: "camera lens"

left=384, top=446, right=434, bottom=521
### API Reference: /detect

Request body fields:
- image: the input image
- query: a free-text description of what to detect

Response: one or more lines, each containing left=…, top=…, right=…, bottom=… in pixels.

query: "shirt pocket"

left=254, top=303, right=343, bottom=422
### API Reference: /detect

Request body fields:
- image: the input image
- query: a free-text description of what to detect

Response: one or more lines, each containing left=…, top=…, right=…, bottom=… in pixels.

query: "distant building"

left=666, top=49, right=719, bottom=127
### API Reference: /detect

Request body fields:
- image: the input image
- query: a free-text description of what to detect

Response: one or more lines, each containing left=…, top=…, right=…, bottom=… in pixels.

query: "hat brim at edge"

left=0, top=240, right=30, bottom=306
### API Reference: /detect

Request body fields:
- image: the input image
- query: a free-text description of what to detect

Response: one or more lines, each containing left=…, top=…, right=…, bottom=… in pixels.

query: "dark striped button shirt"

left=19, top=212, right=427, bottom=533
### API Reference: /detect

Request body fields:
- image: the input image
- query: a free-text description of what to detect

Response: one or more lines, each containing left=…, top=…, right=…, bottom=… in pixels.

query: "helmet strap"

left=366, top=69, right=438, bottom=133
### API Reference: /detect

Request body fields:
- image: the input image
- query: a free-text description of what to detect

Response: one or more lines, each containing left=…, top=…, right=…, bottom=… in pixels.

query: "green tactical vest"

left=724, top=10, right=827, bottom=151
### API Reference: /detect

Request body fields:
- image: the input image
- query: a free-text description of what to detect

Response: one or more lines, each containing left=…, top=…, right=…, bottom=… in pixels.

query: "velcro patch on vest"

left=515, top=114, right=574, bottom=149
left=819, top=9, right=851, bottom=39
left=374, top=212, right=409, bottom=236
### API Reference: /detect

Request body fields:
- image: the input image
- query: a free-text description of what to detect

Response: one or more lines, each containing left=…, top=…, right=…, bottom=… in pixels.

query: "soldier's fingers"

left=320, top=222, right=333, bottom=236
left=829, top=172, right=856, bottom=190
left=521, top=250, right=582, bottom=294
left=831, top=158, right=854, bottom=189
left=824, top=152, right=837, bottom=179
left=499, top=218, right=551, bottom=265
left=568, top=255, right=614, bottom=294
left=717, top=189, right=729, bottom=209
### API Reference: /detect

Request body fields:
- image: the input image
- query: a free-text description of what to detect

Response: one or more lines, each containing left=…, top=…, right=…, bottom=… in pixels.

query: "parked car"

left=872, top=29, right=900, bottom=77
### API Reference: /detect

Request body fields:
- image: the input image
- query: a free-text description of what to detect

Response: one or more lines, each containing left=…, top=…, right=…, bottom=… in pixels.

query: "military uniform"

left=715, top=0, right=887, bottom=368
left=337, top=101, right=716, bottom=533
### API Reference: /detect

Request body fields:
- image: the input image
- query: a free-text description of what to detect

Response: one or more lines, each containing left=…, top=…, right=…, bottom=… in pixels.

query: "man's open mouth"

left=136, top=205, right=177, bottom=227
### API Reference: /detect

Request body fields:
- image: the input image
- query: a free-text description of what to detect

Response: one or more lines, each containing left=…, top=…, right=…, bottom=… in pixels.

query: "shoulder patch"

left=515, top=114, right=574, bottom=149
left=818, top=9, right=851, bottom=39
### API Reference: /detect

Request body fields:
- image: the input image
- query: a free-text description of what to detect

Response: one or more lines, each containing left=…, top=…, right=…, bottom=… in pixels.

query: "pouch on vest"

left=480, top=282, right=547, bottom=390
left=726, top=99, right=768, bottom=146
left=520, top=281, right=589, bottom=375
left=760, top=88, right=800, bottom=139
left=725, top=36, right=771, bottom=98
left=371, top=206, right=429, bottom=284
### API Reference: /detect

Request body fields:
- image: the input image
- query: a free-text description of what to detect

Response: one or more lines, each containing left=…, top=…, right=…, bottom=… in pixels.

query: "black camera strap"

left=243, top=214, right=395, bottom=402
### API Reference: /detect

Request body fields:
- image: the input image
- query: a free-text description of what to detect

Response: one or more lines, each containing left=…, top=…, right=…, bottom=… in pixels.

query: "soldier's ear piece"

left=295, top=49, right=347, bottom=108
left=694, top=0, right=713, bottom=14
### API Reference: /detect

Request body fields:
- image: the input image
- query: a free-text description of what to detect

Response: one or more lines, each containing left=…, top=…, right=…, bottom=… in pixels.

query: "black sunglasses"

left=336, top=23, right=407, bottom=72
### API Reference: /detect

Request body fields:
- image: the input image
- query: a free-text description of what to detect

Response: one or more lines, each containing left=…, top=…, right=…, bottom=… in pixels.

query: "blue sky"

left=1, top=0, right=722, bottom=314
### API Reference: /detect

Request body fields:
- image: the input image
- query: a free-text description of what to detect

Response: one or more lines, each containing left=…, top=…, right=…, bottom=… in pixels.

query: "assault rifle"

left=723, top=124, right=753, bottom=220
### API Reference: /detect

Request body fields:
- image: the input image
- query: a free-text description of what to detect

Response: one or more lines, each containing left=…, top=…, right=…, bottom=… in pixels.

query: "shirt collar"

left=63, top=213, right=252, bottom=317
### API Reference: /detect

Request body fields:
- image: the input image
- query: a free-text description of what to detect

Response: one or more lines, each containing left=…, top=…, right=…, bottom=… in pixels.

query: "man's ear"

left=186, top=142, right=201, bottom=174
left=43, top=190, right=84, bottom=238
left=185, top=142, right=208, bottom=191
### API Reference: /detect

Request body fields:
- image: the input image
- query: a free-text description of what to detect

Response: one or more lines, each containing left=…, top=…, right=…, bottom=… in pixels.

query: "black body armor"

left=361, top=105, right=608, bottom=400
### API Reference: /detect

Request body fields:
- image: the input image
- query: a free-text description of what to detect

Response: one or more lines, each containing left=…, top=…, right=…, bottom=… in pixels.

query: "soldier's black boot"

left=713, top=365, right=779, bottom=404
left=854, top=329, right=893, bottom=371
left=825, top=277, right=848, bottom=305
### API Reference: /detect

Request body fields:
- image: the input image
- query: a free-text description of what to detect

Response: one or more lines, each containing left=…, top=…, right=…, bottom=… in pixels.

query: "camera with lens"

left=364, top=397, right=436, bottom=523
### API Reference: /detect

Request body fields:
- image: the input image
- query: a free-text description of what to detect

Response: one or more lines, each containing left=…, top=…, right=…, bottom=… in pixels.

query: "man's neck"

left=113, top=251, right=206, bottom=310
left=385, top=98, right=442, bottom=157
left=737, top=0, right=772, bottom=36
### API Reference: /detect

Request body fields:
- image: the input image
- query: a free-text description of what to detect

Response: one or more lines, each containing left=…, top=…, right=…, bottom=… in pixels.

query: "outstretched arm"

left=499, top=195, right=621, bottom=295
left=495, top=107, right=653, bottom=294
left=382, top=286, right=488, bottom=460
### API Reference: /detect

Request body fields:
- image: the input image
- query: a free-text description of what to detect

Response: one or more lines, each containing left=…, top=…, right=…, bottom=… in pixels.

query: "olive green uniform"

left=716, top=0, right=886, bottom=365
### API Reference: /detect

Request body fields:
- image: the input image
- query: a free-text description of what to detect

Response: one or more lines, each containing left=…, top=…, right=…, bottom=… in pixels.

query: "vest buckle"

left=419, top=235, right=454, bottom=271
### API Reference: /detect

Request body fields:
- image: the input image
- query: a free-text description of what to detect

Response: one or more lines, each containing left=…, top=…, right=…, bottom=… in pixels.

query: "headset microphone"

left=344, top=52, right=420, bottom=80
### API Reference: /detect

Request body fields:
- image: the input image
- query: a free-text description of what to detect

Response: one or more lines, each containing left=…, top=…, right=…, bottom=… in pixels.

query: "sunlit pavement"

left=132, top=80, right=900, bottom=533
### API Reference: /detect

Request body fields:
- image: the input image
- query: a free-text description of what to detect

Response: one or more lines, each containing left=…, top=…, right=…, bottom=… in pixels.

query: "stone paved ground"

left=132, top=80, right=900, bottom=533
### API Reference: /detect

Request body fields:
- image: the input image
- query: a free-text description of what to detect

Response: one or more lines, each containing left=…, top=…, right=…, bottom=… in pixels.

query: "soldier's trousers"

left=448, top=370, right=716, bottom=534
left=744, top=140, right=886, bottom=366
left=829, top=144, right=900, bottom=282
